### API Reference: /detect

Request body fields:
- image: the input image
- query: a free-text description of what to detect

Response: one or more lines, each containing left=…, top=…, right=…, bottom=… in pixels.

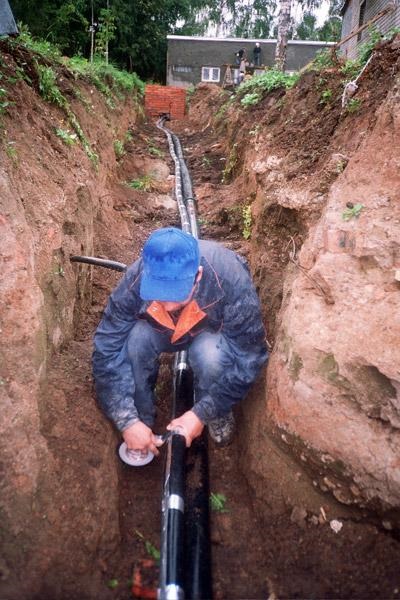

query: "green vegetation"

left=340, top=59, right=361, bottom=79
left=237, top=70, right=299, bottom=108
left=310, top=49, right=336, bottom=71
left=210, top=492, right=228, bottom=513
left=6, top=29, right=143, bottom=168
left=320, top=88, right=333, bottom=104
left=37, top=65, right=66, bottom=107
left=126, top=175, right=154, bottom=192
left=16, top=23, right=62, bottom=61
left=113, top=139, right=126, bottom=159
left=148, top=144, right=164, bottom=158
left=340, top=27, right=400, bottom=88
left=55, top=128, right=78, bottom=146
left=0, top=86, right=12, bottom=116
left=342, top=203, right=364, bottom=221
left=346, top=98, right=362, bottom=113
left=221, top=143, right=238, bottom=183
left=5, top=141, right=18, bottom=163
left=11, top=0, right=210, bottom=81
left=106, top=579, right=119, bottom=590
left=134, top=529, right=160, bottom=561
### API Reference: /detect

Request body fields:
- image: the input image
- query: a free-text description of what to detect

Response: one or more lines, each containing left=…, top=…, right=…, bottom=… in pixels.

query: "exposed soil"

left=1, top=36, right=400, bottom=600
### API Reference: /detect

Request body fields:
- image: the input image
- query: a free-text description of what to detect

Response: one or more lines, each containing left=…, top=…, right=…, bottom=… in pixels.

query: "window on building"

left=357, top=0, right=366, bottom=41
left=201, top=67, right=220, bottom=83
left=172, top=66, right=192, bottom=73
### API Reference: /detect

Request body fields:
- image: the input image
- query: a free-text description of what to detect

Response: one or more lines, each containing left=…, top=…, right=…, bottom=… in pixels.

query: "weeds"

left=202, top=155, right=211, bottom=167
left=310, top=49, right=336, bottom=71
left=113, top=139, right=126, bottom=159
left=215, top=102, right=229, bottom=121
left=0, top=87, right=12, bottom=115
left=346, top=98, right=362, bottom=113
left=55, top=127, right=78, bottom=146
left=210, top=493, right=228, bottom=513
left=36, top=65, right=66, bottom=108
left=221, top=143, right=238, bottom=183
left=238, top=70, right=298, bottom=108
left=242, top=204, right=252, bottom=239
left=320, top=88, right=333, bottom=104
left=148, top=144, right=164, bottom=158
left=16, top=23, right=62, bottom=61
left=340, top=59, right=361, bottom=80
left=126, top=175, right=154, bottom=192
left=134, top=529, right=160, bottom=561
left=342, top=202, right=364, bottom=221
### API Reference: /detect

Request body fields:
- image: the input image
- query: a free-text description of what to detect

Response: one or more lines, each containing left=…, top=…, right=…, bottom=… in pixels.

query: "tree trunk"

left=275, top=0, right=292, bottom=71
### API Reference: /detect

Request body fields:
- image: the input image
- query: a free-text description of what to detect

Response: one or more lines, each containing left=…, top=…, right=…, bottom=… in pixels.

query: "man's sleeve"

left=192, top=254, right=268, bottom=422
left=92, top=264, right=142, bottom=431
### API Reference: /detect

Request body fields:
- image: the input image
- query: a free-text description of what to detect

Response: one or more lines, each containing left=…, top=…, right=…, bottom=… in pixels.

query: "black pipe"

left=157, top=117, right=213, bottom=599
left=70, top=255, right=127, bottom=272
left=185, top=434, right=212, bottom=600
left=165, top=434, right=187, bottom=596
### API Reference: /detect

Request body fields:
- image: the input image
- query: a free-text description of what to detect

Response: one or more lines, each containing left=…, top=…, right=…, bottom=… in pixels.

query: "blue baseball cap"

left=140, top=227, right=200, bottom=301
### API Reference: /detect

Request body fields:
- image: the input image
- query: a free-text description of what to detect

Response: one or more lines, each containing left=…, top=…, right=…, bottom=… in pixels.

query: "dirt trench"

left=1, top=37, right=400, bottom=600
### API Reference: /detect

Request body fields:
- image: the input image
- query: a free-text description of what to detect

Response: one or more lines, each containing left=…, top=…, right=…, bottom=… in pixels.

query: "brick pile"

left=144, top=84, right=187, bottom=120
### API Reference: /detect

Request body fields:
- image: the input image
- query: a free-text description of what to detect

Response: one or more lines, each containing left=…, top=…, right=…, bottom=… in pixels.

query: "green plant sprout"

left=346, top=98, right=362, bottom=113
left=342, top=203, right=364, bottom=221
left=107, top=579, right=119, bottom=589
left=320, top=88, right=333, bottom=104
left=113, top=139, right=126, bottom=159
left=202, top=155, right=211, bottom=167
left=55, top=128, right=78, bottom=146
left=126, top=175, right=154, bottom=192
left=210, top=492, right=228, bottom=513
left=134, top=529, right=160, bottom=561
left=242, top=204, right=252, bottom=239
left=54, top=265, right=65, bottom=277
left=37, top=65, right=66, bottom=108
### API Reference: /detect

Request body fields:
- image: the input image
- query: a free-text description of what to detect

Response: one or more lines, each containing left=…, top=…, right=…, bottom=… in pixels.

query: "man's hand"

left=122, top=421, right=162, bottom=456
left=167, top=410, right=204, bottom=447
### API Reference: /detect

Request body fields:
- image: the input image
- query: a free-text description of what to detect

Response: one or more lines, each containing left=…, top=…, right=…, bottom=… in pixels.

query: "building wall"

left=341, top=0, right=400, bottom=59
left=166, top=36, right=335, bottom=87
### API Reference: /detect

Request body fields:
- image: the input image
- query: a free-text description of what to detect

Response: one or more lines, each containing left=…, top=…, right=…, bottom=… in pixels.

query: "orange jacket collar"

left=146, top=300, right=207, bottom=343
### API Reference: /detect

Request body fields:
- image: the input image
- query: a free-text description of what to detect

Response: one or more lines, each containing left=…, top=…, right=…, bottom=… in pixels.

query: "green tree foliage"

left=295, top=0, right=342, bottom=42
left=11, top=0, right=205, bottom=80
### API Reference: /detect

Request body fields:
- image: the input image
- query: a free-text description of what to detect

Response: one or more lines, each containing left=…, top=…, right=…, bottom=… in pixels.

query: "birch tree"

left=274, top=0, right=292, bottom=71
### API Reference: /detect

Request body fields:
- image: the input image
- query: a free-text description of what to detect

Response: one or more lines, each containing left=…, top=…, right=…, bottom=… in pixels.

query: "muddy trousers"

left=126, top=319, right=234, bottom=426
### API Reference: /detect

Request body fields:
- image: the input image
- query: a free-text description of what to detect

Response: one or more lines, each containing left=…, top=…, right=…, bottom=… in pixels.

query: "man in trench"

left=93, top=227, right=268, bottom=465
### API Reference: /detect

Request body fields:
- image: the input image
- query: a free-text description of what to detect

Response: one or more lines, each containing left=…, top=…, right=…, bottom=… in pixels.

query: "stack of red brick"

left=145, top=84, right=187, bottom=120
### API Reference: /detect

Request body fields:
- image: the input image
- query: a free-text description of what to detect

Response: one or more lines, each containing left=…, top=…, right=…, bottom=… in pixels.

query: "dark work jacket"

left=92, top=239, right=268, bottom=430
